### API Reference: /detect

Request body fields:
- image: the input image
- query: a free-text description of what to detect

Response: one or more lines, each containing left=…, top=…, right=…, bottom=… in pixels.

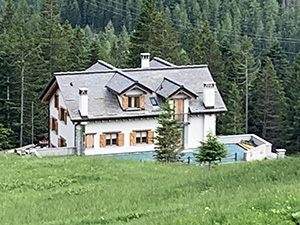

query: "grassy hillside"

left=1, top=155, right=300, bottom=225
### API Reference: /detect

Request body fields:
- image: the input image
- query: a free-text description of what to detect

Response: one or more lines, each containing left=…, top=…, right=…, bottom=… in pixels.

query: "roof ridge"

left=122, top=64, right=208, bottom=72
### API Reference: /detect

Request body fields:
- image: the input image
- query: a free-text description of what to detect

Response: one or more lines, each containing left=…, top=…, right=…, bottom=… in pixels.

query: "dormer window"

left=128, top=96, right=140, bottom=108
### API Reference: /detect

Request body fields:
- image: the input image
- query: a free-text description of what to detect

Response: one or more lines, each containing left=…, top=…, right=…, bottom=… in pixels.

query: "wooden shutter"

left=64, top=110, right=68, bottom=124
left=139, top=95, right=145, bottom=109
left=85, top=134, right=94, bottom=148
left=147, top=130, right=155, bottom=144
left=122, top=96, right=128, bottom=110
left=100, top=134, right=106, bottom=148
left=55, top=120, right=58, bottom=134
left=130, top=132, right=136, bottom=146
left=58, top=107, right=61, bottom=120
left=50, top=117, right=53, bottom=130
left=117, top=133, right=124, bottom=146
left=58, top=137, right=61, bottom=147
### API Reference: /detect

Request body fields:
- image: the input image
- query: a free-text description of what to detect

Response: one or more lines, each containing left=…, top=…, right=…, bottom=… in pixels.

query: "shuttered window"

left=131, top=130, right=154, bottom=145
left=100, top=132, right=124, bottom=147
left=122, top=95, right=145, bottom=110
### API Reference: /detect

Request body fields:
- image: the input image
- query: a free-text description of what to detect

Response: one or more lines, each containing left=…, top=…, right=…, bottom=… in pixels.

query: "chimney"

left=203, top=82, right=215, bottom=108
left=79, top=88, right=88, bottom=117
left=141, top=53, right=150, bottom=68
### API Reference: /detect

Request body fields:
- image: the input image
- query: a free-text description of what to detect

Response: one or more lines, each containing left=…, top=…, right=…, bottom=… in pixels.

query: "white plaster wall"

left=49, top=89, right=75, bottom=147
left=85, top=118, right=158, bottom=155
left=187, top=116, right=204, bottom=149
left=203, top=114, right=216, bottom=138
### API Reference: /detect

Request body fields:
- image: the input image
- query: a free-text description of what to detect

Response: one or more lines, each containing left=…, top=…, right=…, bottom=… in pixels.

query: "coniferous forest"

left=0, top=0, right=300, bottom=153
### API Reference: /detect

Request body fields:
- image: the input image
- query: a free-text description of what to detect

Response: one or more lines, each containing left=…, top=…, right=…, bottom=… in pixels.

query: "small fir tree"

left=154, top=101, right=183, bottom=163
left=194, top=132, right=227, bottom=170
left=0, top=123, right=13, bottom=151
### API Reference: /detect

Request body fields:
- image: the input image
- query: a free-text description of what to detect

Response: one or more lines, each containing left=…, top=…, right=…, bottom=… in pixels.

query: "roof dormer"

left=156, top=77, right=197, bottom=99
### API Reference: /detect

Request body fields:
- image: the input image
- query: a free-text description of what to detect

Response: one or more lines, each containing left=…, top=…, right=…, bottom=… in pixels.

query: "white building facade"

left=41, top=55, right=226, bottom=155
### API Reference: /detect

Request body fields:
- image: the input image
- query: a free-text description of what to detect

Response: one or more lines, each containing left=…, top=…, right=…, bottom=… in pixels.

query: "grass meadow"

left=1, top=155, right=300, bottom=225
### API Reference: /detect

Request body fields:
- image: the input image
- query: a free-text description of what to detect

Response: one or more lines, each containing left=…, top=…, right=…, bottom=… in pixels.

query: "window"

left=150, top=97, right=158, bottom=106
left=106, top=133, right=118, bottom=146
left=54, top=94, right=59, bottom=109
left=122, top=95, right=145, bottom=110
left=50, top=117, right=58, bottom=134
left=100, top=133, right=124, bottom=148
left=58, top=107, right=68, bottom=124
left=58, top=136, right=66, bottom=147
left=136, top=131, right=147, bottom=144
left=130, top=130, right=155, bottom=145
left=128, top=96, right=140, bottom=108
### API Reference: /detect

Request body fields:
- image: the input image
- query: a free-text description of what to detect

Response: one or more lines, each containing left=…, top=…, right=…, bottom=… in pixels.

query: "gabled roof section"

left=150, top=57, right=175, bottom=68
left=105, top=71, right=152, bottom=95
left=86, top=60, right=116, bottom=71
left=156, top=77, right=197, bottom=99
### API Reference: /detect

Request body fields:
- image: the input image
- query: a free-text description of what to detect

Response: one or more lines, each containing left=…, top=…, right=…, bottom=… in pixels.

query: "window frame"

left=105, top=133, right=119, bottom=146
left=135, top=130, right=148, bottom=144
left=128, top=96, right=140, bottom=108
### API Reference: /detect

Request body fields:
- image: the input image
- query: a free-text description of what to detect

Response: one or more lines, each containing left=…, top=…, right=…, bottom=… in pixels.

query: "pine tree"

left=151, top=12, right=181, bottom=64
left=266, top=40, right=291, bottom=92
left=250, top=57, right=286, bottom=148
left=194, top=132, right=227, bottom=170
left=285, top=52, right=300, bottom=153
left=127, top=0, right=157, bottom=67
left=218, top=82, right=244, bottom=135
left=154, top=101, right=183, bottom=163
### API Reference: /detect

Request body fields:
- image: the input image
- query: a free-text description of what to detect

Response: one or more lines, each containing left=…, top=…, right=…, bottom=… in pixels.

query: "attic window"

left=150, top=97, right=158, bottom=106
left=122, top=95, right=145, bottom=110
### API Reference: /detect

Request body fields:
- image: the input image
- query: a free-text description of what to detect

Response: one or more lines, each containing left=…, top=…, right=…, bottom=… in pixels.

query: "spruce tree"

left=250, top=57, right=286, bottom=148
left=127, top=0, right=157, bottom=67
left=194, top=132, right=227, bottom=170
left=154, top=101, right=183, bottom=163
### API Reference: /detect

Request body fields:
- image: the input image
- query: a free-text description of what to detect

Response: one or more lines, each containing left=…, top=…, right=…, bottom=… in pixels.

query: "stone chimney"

left=79, top=88, right=88, bottom=117
left=203, top=82, right=215, bottom=108
left=141, top=53, right=150, bottom=68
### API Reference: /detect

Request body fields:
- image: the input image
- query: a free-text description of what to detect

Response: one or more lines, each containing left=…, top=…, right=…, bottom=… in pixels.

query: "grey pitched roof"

left=105, top=72, right=136, bottom=94
left=86, top=60, right=116, bottom=71
left=150, top=57, right=175, bottom=68
left=156, top=77, right=197, bottom=99
left=42, top=59, right=226, bottom=121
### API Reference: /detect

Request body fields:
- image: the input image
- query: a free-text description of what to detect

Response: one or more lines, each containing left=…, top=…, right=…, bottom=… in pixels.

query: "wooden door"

left=174, top=99, right=184, bottom=121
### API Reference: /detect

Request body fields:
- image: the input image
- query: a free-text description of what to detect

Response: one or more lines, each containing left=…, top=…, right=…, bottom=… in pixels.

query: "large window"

left=136, top=131, right=147, bottom=144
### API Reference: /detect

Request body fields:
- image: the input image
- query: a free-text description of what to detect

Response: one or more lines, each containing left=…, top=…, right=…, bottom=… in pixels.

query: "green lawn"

left=1, top=155, right=300, bottom=225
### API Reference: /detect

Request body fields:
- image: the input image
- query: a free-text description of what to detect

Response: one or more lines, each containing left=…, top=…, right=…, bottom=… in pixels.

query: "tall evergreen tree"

left=127, top=0, right=158, bottom=67
left=250, top=57, right=286, bottom=148
left=154, top=101, right=183, bottom=163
